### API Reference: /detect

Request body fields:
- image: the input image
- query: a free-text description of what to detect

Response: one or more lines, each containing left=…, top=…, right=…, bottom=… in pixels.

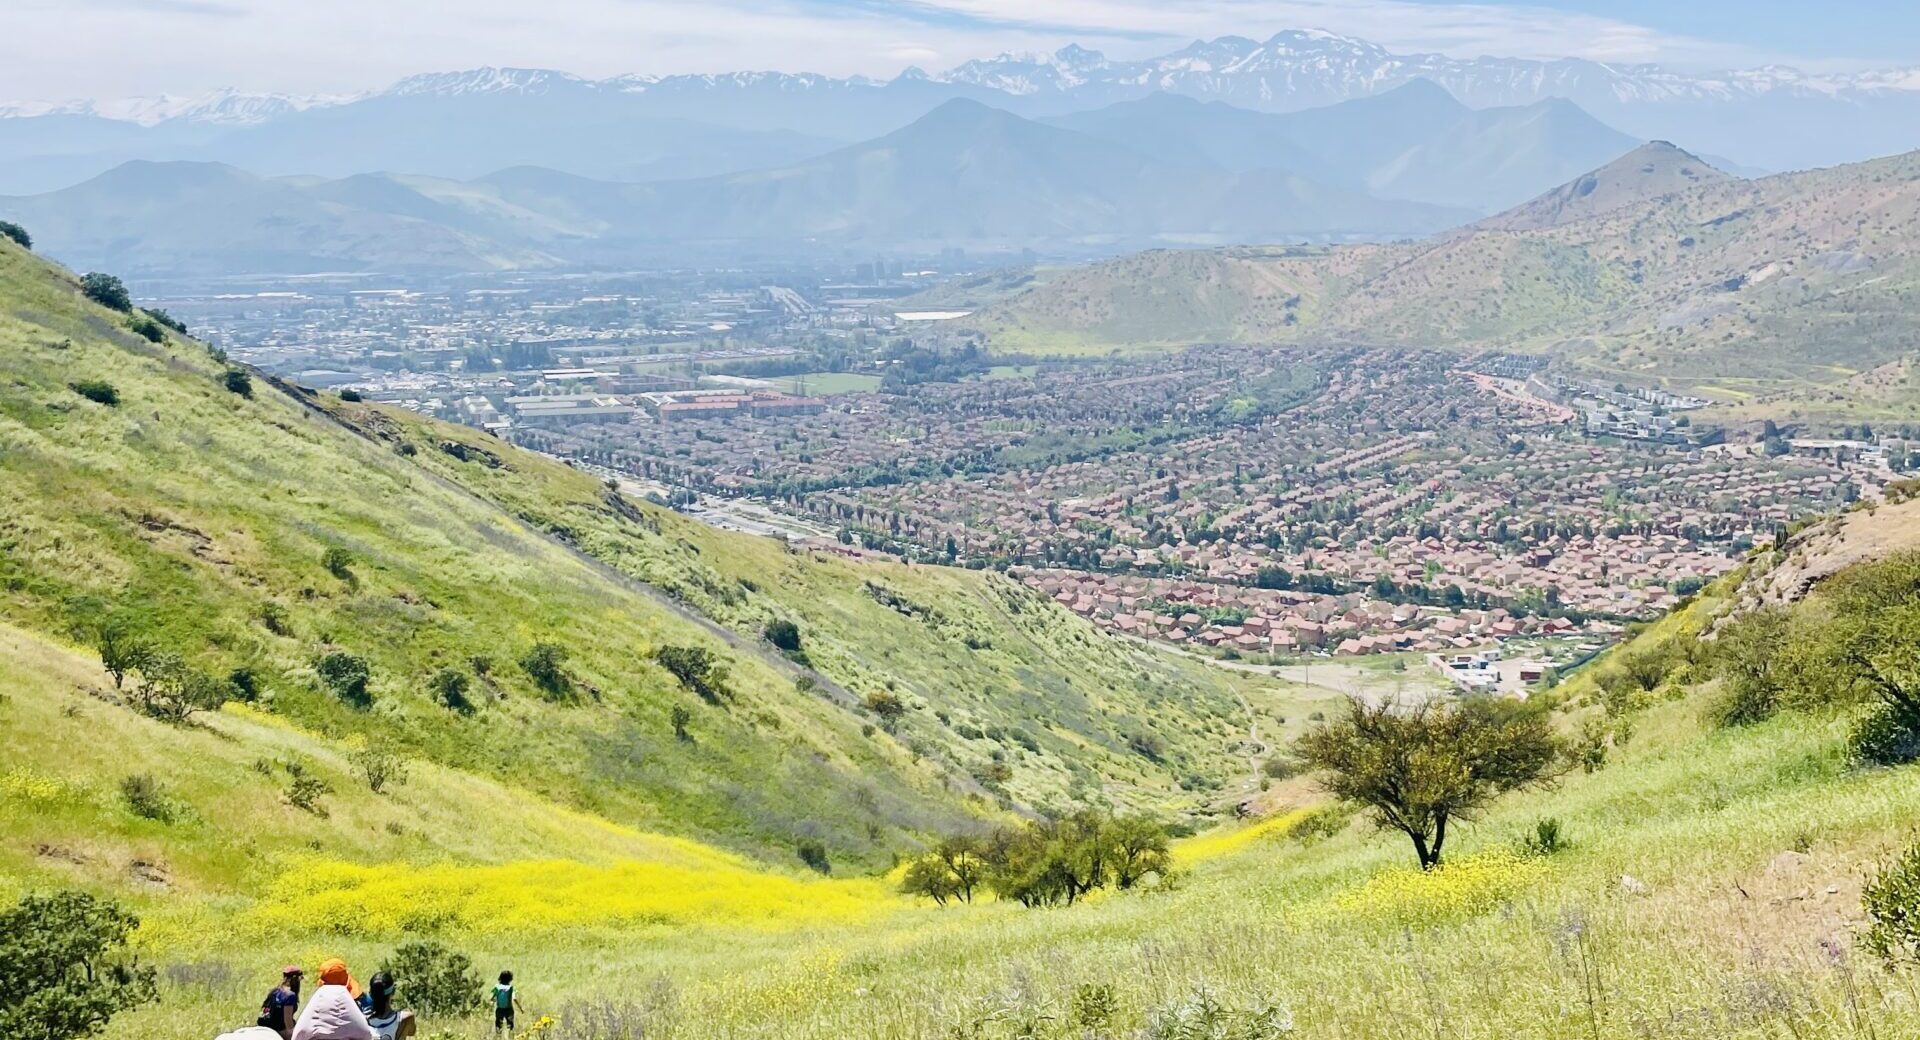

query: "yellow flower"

left=1334, top=848, right=1551, bottom=928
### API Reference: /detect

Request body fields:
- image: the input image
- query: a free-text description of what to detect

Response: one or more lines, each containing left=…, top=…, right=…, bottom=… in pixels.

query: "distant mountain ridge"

left=4, top=28, right=1920, bottom=192
left=967, top=146, right=1920, bottom=417
left=0, top=101, right=1479, bottom=275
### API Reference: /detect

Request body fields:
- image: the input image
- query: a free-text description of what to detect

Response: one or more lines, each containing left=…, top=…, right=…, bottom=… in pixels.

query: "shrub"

left=655, top=645, right=730, bottom=705
left=226, top=667, right=261, bottom=702
left=1862, top=840, right=1920, bottom=967
left=0, top=219, right=29, bottom=249
left=92, top=623, right=148, bottom=690
left=338, top=388, right=363, bottom=402
left=128, top=315, right=165, bottom=343
left=1261, top=754, right=1303, bottom=780
left=351, top=742, right=408, bottom=794
left=670, top=704, right=693, bottom=742
left=379, top=941, right=482, bottom=1017
left=1146, top=987, right=1294, bottom=1040
left=864, top=690, right=907, bottom=730
left=256, top=602, right=292, bottom=636
left=764, top=619, right=803, bottom=653
left=321, top=546, right=355, bottom=581
left=520, top=642, right=572, bottom=700
left=0, top=890, right=157, bottom=1040
left=282, top=761, right=330, bottom=815
left=119, top=773, right=175, bottom=822
left=69, top=380, right=120, bottom=406
left=127, top=651, right=228, bottom=724
left=316, top=650, right=372, bottom=709
left=221, top=368, right=253, bottom=398
left=1851, top=702, right=1920, bottom=766
left=796, top=839, right=832, bottom=875
left=1517, top=816, right=1569, bottom=857
left=430, top=668, right=474, bottom=714
left=145, top=308, right=186, bottom=334
left=80, top=272, right=132, bottom=312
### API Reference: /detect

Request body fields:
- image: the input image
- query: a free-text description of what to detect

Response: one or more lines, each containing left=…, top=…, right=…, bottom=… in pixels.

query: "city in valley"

left=160, top=266, right=1907, bottom=695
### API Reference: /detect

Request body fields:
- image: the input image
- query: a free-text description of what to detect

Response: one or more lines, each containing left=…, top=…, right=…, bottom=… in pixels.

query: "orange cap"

left=317, top=958, right=361, bottom=998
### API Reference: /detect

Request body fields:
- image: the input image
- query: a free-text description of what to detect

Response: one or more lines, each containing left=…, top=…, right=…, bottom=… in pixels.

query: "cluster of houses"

left=1018, top=567, right=1601, bottom=658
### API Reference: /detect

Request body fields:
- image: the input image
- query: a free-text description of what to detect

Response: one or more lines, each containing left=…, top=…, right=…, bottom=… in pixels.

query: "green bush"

left=797, top=838, right=832, bottom=875
left=282, top=760, right=330, bottom=816
left=145, top=308, right=186, bottom=334
left=1851, top=702, right=1920, bottom=766
left=655, top=645, right=729, bottom=704
left=127, top=650, right=227, bottom=724
left=520, top=642, right=572, bottom=700
left=321, top=546, right=355, bottom=581
left=80, top=272, right=132, bottom=312
left=69, top=380, right=119, bottom=406
left=764, top=619, right=803, bottom=653
left=0, top=219, right=29, bottom=249
left=1862, top=840, right=1920, bottom=967
left=221, top=368, right=253, bottom=398
left=379, top=941, right=482, bottom=1017
left=1517, top=816, right=1569, bottom=857
left=119, top=773, right=175, bottom=822
left=127, top=316, right=165, bottom=343
left=0, top=890, right=157, bottom=1040
left=430, top=668, right=474, bottom=714
left=316, top=650, right=372, bottom=708
left=351, top=742, right=408, bottom=794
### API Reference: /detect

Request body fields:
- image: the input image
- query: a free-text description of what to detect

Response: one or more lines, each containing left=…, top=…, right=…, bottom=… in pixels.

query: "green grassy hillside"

left=0, top=235, right=1287, bottom=872
left=969, top=150, right=1920, bottom=417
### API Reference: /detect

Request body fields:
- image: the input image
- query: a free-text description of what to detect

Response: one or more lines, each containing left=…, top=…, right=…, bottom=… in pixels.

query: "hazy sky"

left=4, top=0, right=1917, bottom=102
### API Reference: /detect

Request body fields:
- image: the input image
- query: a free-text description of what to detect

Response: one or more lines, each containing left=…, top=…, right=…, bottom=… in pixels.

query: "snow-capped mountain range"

left=11, top=30, right=1919, bottom=127
left=2, top=29, right=1917, bottom=191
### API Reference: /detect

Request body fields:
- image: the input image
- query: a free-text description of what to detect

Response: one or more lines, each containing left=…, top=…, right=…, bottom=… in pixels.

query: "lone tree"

left=655, top=645, right=730, bottom=704
left=0, top=890, right=157, bottom=1040
left=79, top=273, right=132, bottom=313
left=0, top=219, right=29, bottom=249
left=1299, top=696, right=1562, bottom=869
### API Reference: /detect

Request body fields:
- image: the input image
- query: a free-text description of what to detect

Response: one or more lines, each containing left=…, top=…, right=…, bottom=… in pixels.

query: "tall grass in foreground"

left=70, top=690, right=1919, bottom=1040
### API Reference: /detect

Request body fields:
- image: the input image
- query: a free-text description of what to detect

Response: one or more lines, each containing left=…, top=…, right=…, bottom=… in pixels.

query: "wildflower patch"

left=242, top=857, right=897, bottom=939
left=1333, top=849, right=1551, bottom=929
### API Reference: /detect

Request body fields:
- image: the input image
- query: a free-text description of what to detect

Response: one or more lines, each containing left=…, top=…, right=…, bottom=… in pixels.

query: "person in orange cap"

left=291, top=958, right=373, bottom=1040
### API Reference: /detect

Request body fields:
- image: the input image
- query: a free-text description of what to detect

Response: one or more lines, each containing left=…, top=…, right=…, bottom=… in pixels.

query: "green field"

left=770, top=371, right=883, bottom=395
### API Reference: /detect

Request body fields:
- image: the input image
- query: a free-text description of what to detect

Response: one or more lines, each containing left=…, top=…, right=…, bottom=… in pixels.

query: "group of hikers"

left=218, top=960, right=523, bottom=1040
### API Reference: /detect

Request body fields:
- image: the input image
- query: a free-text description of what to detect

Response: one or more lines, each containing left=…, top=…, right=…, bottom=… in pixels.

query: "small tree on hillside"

left=92, top=623, right=148, bottom=691
left=0, top=890, right=157, bottom=1040
left=315, top=650, right=372, bottom=709
left=0, top=219, right=29, bottom=249
left=80, top=273, right=132, bottom=313
left=655, top=645, right=730, bottom=704
left=1299, top=696, right=1562, bottom=870
left=520, top=642, right=572, bottom=700
left=1106, top=813, right=1173, bottom=889
left=127, top=651, right=228, bottom=724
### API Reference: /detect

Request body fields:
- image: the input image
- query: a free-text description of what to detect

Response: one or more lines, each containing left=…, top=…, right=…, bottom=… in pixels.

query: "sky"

left=2, top=0, right=1917, bottom=103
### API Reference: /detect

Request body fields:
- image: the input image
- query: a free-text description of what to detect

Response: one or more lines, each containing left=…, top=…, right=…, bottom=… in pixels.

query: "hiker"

left=363, top=971, right=415, bottom=1040
left=492, top=970, right=523, bottom=1034
left=290, top=958, right=374, bottom=1040
left=256, top=966, right=303, bottom=1039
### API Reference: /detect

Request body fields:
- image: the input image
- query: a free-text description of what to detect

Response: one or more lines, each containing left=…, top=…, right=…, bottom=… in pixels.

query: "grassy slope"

left=345, top=400, right=1282, bottom=817
left=0, top=234, right=1290, bottom=869
left=969, top=152, right=1920, bottom=417
left=11, top=582, right=1920, bottom=1040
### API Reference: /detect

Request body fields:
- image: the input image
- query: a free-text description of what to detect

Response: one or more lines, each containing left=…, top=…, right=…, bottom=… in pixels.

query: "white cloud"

left=0, top=0, right=1852, bottom=102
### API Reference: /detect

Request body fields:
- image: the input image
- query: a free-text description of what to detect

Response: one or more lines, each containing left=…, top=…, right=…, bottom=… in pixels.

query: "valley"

left=5, top=16, right=1920, bottom=1040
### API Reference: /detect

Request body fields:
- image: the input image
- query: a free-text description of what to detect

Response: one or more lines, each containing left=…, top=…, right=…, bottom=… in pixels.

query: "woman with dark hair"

left=363, top=971, right=415, bottom=1040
